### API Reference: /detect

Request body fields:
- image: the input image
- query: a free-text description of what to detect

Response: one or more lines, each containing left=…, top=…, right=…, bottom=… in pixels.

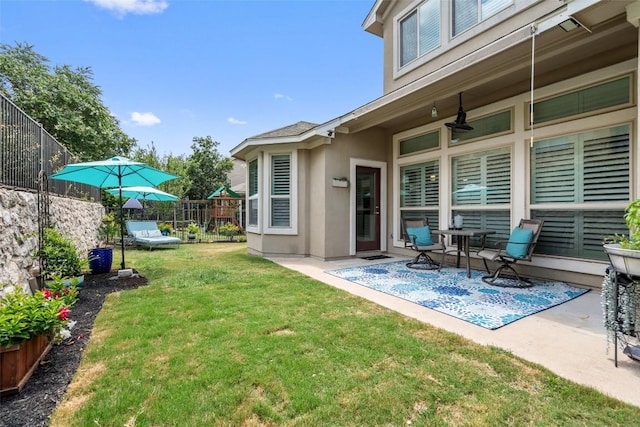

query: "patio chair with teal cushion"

left=477, top=219, right=544, bottom=287
left=402, top=218, right=444, bottom=270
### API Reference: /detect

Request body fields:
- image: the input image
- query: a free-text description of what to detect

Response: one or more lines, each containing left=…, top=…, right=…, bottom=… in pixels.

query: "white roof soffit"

left=362, top=0, right=391, bottom=37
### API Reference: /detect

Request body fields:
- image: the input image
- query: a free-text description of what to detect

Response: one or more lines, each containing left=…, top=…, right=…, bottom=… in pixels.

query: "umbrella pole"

left=119, top=175, right=126, bottom=270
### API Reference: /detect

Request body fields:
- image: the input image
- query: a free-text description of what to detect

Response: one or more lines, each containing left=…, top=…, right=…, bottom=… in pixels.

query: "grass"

left=51, top=244, right=640, bottom=426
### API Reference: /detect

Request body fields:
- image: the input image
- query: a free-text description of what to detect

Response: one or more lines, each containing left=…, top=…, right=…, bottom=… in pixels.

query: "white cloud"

left=130, top=111, right=161, bottom=126
left=227, top=117, right=247, bottom=125
left=85, top=0, right=168, bottom=16
left=274, top=93, right=292, bottom=101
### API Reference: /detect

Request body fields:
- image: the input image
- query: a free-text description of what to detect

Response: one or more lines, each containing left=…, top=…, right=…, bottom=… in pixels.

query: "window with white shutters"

left=451, top=147, right=511, bottom=247
left=531, top=125, right=630, bottom=259
left=270, top=154, right=291, bottom=227
left=399, top=160, right=439, bottom=239
left=400, top=160, right=439, bottom=208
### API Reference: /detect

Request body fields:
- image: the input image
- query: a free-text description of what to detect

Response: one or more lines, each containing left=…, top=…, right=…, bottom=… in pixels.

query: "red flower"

left=58, top=306, right=70, bottom=321
left=42, top=289, right=52, bottom=299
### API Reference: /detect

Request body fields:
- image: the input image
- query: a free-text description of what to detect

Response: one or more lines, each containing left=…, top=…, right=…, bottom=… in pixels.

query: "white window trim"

left=246, top=155, right=262, bottom=234
left=263, top=150, right=298, bottom=235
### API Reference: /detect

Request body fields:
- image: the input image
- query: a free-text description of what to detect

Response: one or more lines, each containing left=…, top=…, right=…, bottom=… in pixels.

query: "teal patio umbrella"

left=107, top=186, right=179, bottom=202
left=50, top=157, right=178, bottom=269
left=107, top=186, right=179, bottom=221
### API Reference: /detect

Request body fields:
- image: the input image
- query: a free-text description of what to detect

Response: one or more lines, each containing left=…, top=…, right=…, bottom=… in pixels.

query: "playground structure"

left=110, top=186, right=244, bottom=235
left=181, top=196, right=243, bottom=232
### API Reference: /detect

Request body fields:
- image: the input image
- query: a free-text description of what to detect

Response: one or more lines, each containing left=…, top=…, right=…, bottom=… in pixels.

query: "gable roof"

left=249, top=121, right=318, bottom=139
left=207, top=185, right=242, bottom=199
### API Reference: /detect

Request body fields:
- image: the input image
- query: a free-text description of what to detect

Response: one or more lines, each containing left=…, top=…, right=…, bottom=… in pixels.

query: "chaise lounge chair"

left=126, top=220, right=181, bottom=250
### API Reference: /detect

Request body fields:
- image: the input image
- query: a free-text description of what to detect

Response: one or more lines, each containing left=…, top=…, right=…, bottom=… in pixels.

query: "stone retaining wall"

left=0, top=188, right=104, bottom=295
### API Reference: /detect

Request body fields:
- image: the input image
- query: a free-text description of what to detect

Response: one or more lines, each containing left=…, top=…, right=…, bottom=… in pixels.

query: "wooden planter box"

left=0, top=335, right=52, bottom=396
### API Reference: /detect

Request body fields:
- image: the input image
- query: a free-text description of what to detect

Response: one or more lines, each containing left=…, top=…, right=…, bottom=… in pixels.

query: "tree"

left=185, top=136, right=233, bottom=200
left=131, top=142, right=190, bottom=199
left=0, top=42, right=135, bottom=161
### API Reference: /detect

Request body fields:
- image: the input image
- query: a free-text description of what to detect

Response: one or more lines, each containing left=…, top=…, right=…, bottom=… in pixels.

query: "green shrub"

left=38, top=228, right=85, bottom=280
left=219, top=222, right=240, bottom=240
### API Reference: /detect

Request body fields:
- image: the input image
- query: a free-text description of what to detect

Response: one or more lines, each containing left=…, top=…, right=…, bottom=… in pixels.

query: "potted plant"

left=158, top=222, right=173, bottom=236
left=37, top=228, right=86, bottom=286
left=89, top=215, right=116, bottom=275
left=187, top=223, right=199, bottom=241
left=604, top=199, right=640, bottom=276
left=219, top=222, right=240, bottom=241
left=0, top=284, right=77, bottom=396
left=88, top=246, right=113, bottom=275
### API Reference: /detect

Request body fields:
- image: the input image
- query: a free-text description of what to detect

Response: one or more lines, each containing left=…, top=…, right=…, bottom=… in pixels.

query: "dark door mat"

left=360, top=255, right=392, bottom=260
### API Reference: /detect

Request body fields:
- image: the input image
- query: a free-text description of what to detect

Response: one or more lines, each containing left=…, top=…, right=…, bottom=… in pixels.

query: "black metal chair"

left=402, top=218, right=444, bottom=270
left=477, top=219, right=544, bottom=287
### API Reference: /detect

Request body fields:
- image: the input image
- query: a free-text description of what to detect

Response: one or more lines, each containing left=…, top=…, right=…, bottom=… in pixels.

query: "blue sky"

left=0, top=0, right=382, bottom=157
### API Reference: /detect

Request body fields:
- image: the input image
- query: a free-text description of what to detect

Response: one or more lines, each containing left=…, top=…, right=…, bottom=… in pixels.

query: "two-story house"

left=230, top=0, right=640, bottom=288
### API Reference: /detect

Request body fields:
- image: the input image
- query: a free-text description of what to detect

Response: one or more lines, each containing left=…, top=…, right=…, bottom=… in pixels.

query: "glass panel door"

left=356, top=166, right=381, bottom=252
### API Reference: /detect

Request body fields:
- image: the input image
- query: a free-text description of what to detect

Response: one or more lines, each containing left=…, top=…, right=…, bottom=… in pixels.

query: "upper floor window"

left=400, top=0, right=440, bottom=67
left=453, top=0, right=511, bottom=36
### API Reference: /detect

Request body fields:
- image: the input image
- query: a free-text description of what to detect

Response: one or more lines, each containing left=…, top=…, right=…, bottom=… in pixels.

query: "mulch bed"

left=0, top=271, right=148, bottom=427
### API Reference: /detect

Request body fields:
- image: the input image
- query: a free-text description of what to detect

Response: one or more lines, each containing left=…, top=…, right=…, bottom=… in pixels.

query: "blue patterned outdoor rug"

left=326, top=260, right=589, bottom=330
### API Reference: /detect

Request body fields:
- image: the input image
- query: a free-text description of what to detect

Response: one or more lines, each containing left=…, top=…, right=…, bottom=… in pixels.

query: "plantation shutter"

left=451, top=148, right=511, bottom=245
left=531, top=125, right=630, bottom=259
left=249, top=159, right=258, bottom=196
left=248, top=159, right=258, bottom=227
left=400, top=160, right=439, bottom=208
left=485, top=151, right=510, bottom=204
left=531, top=126, right=629, bottom=204
left=452, top=148, right=510, bottom=205
left=452, top=157, right=481, bottom=205
left=583, top=130, right=629, bottom=202
left=271, top=154, right=291, bottom=227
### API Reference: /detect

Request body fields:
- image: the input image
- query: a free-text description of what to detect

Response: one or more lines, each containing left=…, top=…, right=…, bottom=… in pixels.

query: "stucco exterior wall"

left=381, top=0, right=554, bottom=94
left=0, top=188, right=104, bottom=294
left=308, top=146, right=326, bottom=258
left=324, top=127, right=389, bottom=259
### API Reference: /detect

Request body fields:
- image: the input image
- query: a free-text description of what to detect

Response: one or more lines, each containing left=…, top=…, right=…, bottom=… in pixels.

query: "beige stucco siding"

left=383, top=1, right=557, bottom=94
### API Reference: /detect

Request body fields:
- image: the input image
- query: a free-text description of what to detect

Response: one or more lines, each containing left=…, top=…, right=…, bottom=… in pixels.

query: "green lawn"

left=52, top=244, right=640, bottom=426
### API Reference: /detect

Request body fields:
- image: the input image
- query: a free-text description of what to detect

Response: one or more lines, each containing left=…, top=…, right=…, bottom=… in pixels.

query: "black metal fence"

left=0, top=94, right=100, bottom=200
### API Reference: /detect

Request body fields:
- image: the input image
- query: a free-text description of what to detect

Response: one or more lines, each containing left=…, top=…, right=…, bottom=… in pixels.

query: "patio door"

left=356, top=166, right=381, bottom=252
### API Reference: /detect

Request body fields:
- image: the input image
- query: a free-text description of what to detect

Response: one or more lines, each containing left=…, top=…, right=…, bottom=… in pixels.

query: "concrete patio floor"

left=267, top=254, right=640, bottom=408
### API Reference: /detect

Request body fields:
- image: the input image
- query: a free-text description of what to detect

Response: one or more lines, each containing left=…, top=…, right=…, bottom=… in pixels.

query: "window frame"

left=246, top=156, right=261, bottom=234
left=398, top=0, right=441, bottom=68
left=529, top=124, right=631, bottom=260
left=263, top=150, right=298, bottom=235
left=451, top=0, right=512, bottom=38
